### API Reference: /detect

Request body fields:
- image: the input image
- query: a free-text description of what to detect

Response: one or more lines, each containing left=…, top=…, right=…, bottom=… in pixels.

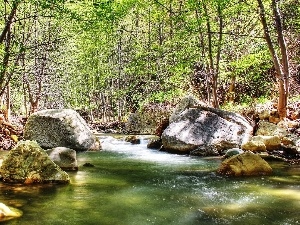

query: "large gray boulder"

left=0, top=141, right=70, bottom=184
left=169, top=95, right=202, bottom=123
left=24, top=109, right=101, bottom=151
left=162, top=105, right=253, bottom=154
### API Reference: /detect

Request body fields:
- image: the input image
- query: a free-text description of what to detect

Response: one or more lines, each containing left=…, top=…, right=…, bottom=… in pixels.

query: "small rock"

left=258, top=110, right=270, bottom=120
left=269, top=110, right=280, bottom=124
left=254, top=135, right=281, bottom=151
left=46, top=147, right=78, bottom=171
left=224, top=148, right=244, bottom=158
left=281, top=136, right=295, bottom=146
left=124, top=136, right=140, bottom=144
left=190, top=145, right=219, bottom=157
left=269, top=116, right=280, bottom=124
left=147, top=138, right=162, bottom=149
left=256, top=121, right=288, bottom=138
left=0, top=203, right=22, bottom=221
left=217, top=152, right=273, bottom=176
left=241, top=137, right=266, bottom=152
left=287, top=120, right=299, bottom=129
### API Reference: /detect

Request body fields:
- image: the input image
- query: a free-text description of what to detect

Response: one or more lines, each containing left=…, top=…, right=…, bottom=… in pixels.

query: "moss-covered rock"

left=0, top=140, right=70, bottom=184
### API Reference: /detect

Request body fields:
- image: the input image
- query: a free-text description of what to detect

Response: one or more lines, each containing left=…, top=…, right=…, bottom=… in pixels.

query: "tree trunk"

left=203, top=2, right=222, bottom=108
left=0, top=1, right=19, bottom=44
left=227, top=75, right=236, bottom=103
left=257, top=0, right=289, bottom=119
left=272, top=0, right=289, bottom=119
left=203, top=4, right=214, bottom=106
left=0, top=28, right=12, bottom=93
left=3, top=84, right=11, bottom=121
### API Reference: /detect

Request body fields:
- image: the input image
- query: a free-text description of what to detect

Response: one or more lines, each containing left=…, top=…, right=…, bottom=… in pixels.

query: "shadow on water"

left=1, top=136, right=300, bottom=225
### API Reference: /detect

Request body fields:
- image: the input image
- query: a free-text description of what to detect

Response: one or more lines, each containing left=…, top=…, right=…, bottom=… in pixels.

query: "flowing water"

left=1, top=135, right=300, bottom=225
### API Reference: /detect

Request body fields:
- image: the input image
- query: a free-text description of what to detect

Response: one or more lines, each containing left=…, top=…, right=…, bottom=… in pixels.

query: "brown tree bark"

left=227, top=75, right=236, bottom=103
left=203, top=4, right=215, bottom=106
left=203, top=2, right=222, bottom=108
left=257, top=0, right=289, bottom=119
left=0, top=1, right=19, bottom=44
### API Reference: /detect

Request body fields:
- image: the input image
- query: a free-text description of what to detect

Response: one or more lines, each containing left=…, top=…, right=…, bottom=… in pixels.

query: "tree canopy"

left=0, top=0, right=299, bottom=120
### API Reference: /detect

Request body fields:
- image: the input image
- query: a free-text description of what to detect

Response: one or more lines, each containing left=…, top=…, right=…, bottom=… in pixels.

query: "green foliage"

left=0, top=0, right=299, bottom=119
left=146, top=89, right=184, bottom=104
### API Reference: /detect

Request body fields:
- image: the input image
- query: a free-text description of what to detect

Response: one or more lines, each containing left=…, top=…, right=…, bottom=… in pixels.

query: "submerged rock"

left=82, top=163, right=95, bottom=167
left=24, top=109, right=101, bottom=151
left=0, top=141, right=70, bottom=184
left=162, top=102, right=253, bottom=154
left=46, top=147, right=78, bottom=171
left=217, top=152, right=272, bottom=176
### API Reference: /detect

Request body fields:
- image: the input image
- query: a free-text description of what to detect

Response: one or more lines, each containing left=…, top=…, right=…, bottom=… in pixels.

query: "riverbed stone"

left=162, top=104, right=253, bottom=154
left=125, top=103, right=173, bottom=134
left=255, top=121, right=288, bottom=138
left=259, top=135, right=281, bottom=150
left=224, top=148, right=244, bottom=158
left=24, top=109, right=101, bottom=151
left=0, top=140, right=70, bottom=184
left=147, top=138, right=162, bottom=149
left=241, top=137, right=266, bottom=152
left=0, top=203, right=22, bottom=221
left=46, top=147, right=78, bottom=171
left=258, top=110, right=270, bottom=120
left=217, top=152, right=273, bottom=176
left=241, top=135, right=281, bottom=152
left=190, top=145, right=219, bottom=156
left=124, top=135, right=141, bottom=144
left=256, top=120, right=300, bottom=152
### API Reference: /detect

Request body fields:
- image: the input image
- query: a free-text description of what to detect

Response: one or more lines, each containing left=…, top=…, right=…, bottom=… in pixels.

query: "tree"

left=257, top=0, right=290, bottom=119
left=0, top=0, right=71, bottom=115
left=0, top=0, right=298, bottom=122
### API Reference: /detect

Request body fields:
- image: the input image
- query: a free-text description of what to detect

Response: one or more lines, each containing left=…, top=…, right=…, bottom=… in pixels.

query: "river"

left=0, top=135, right=300, bottom=224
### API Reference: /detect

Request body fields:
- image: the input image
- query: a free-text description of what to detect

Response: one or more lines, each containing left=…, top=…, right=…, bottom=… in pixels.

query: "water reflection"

left=0, top=136, right=299, bottom=225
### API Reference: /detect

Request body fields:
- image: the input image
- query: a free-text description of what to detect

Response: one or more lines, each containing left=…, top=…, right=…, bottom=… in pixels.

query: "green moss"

left=0, top=141, right=70, bottom=184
